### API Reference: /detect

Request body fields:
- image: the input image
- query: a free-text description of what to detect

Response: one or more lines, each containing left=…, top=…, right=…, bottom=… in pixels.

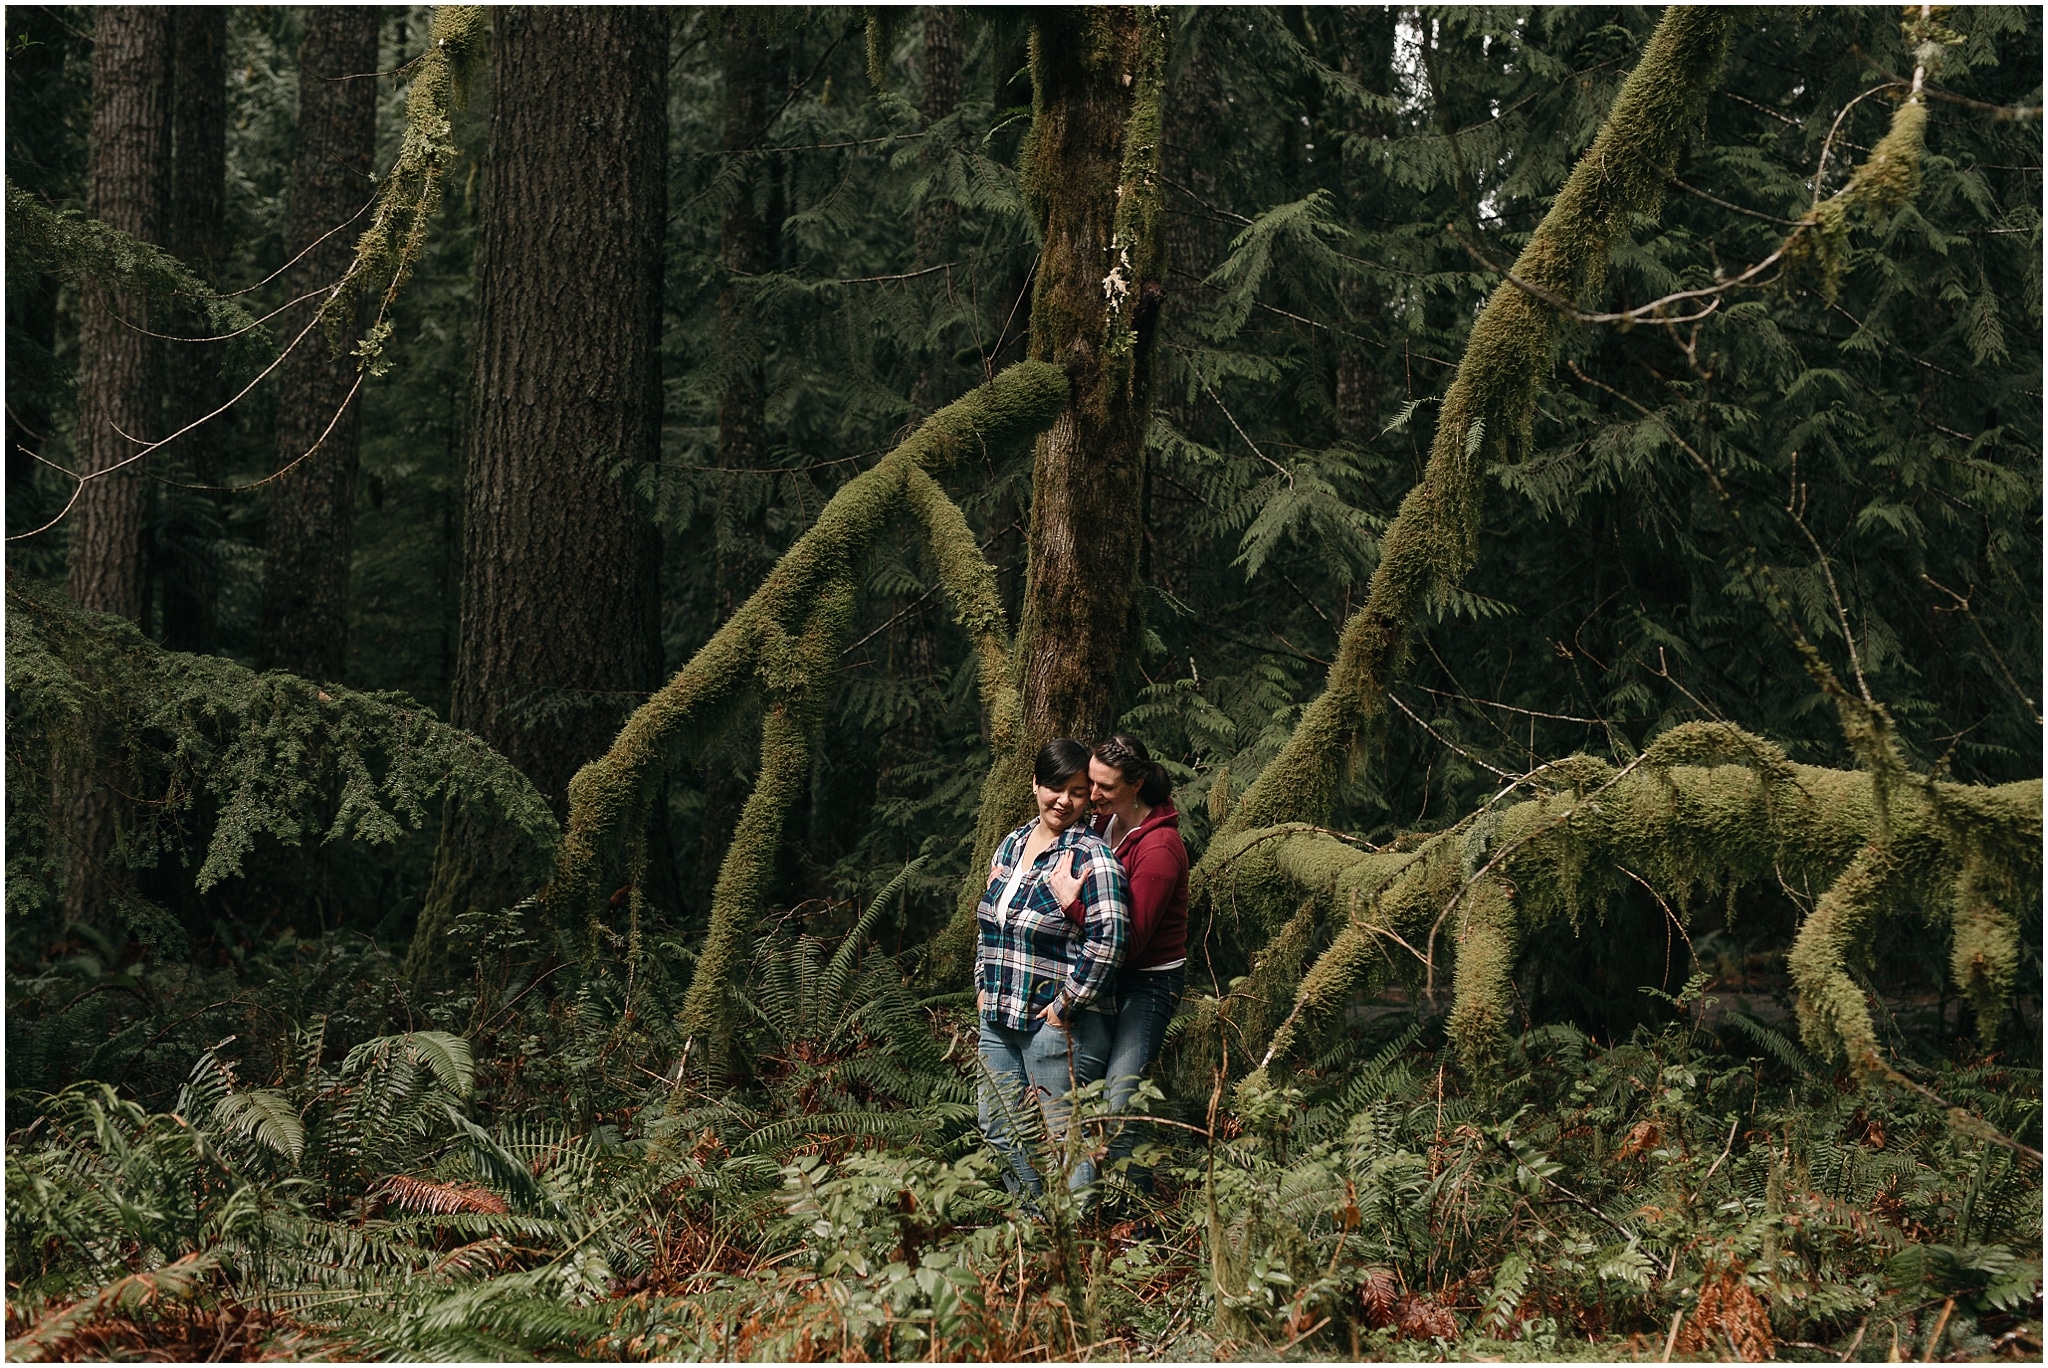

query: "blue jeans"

left=1102, top=965, right=1186, bottom=1183
left=978, top=1011, right=1111, bottom=1197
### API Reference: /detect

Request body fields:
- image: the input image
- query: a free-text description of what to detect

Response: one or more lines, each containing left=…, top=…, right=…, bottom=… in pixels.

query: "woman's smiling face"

left=1032, top=771, right=1092, bottom=832
left=1088, top=757, right=1139, bottom=816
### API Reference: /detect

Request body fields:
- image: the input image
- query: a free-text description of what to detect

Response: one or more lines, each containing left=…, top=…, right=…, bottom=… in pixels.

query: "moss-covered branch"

left=542, top=362, right=1067, bottom=950
left=1205, top=8, right=1731, bottom=850
left=676, top=577, right=856, bottom=1057
left=325, top=5, right=488, bottom=373
left=1208, top=724, right=2038, bottom=1086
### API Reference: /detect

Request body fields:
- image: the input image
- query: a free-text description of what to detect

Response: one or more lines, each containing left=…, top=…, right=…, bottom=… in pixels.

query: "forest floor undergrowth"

left=5, top=914, right=2041, bottom=1363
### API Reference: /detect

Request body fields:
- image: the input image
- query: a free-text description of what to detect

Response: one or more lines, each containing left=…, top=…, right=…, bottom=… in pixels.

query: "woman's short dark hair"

left=1033, top=738, right=1093, bottom=789
left=1094, top=734, right=1172, bottom=807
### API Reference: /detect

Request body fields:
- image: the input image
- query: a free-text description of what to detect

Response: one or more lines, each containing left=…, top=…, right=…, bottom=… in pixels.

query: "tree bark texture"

left=410, top=7, right=669, bottom=993
left=158, top=6, right=228, bottom=652
left=907, top=4, right=964, bottom=419
left=450, top=5, right=669, bottom=808
left=64, top=6, right=172, bottom=936
left=1014, top=8, right=1170, bottom=747
left=257, top=7, right=382, bottom=680
left=913, top=6, right=962, bottom=273
left=68, top=5, right=172, bottom=623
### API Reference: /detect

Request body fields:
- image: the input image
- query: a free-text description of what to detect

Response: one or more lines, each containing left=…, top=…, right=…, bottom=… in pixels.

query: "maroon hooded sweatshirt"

left=1068, top=803, right=1189, bottom=970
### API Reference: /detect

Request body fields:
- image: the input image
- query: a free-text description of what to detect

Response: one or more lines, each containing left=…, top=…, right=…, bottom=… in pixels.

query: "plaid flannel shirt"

left=976, top=817, right=1129, bottom=1030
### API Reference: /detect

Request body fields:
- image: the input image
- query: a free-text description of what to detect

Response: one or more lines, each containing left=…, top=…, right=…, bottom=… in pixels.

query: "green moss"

left=1202, top=724, right=2039, bottom=1079
left=1947, top=848, right=2019, bottom=1050
left=1205, top=9, right=1732, bottom=852
left=327, top=6, right=488, bottom=371
left=1786, top=843, right=1896, bottom=1075
left=1447, top=880, right=1517, bottom=1078
left=545, top=363, right=1066, bottom=983
left=676, top=577, right=856, bottom=1059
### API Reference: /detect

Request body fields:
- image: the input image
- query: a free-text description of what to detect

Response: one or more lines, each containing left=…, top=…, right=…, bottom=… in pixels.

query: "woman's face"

left=1032, top=771, right=1092, bottom=832
left=1089, top=758, right=1140, bottom=816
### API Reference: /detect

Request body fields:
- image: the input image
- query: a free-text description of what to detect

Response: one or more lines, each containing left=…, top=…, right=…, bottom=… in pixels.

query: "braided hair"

left=1093, top=733, right=1171, bottom=807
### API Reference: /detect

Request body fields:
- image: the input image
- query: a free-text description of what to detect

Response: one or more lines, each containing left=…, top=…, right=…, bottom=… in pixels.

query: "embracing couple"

left=973, top=734, right=1189, bottom=1204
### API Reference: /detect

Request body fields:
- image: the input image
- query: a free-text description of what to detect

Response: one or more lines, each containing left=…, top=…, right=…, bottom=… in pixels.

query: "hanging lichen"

left=325, top=5, right=488, bottom=373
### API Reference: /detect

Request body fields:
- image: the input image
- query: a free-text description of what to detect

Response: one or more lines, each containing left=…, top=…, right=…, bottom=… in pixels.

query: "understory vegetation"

left=7, top=4, right=2041, bottom=1361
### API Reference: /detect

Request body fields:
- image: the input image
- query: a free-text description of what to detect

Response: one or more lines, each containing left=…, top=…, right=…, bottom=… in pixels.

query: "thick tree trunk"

left=907, top=4, right=963, bottom=419
left=257, top=7, right=382, bottom=680
left=158, top=7, right=228, bottom=653
left=937, top=8, right=1172, bottom=977
left=409, top=7, right=668, bottom=990
left=1013, top=8, right=1170, bottom=748
left=69, top=5, right=172, bottom=623
left=64, top=6, right=172, bottom=936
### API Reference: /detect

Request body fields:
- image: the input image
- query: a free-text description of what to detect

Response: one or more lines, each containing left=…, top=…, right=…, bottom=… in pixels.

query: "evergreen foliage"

left=5, top=582, right=555, bottom=959
left=4, top=6, right=2039, bottom=1358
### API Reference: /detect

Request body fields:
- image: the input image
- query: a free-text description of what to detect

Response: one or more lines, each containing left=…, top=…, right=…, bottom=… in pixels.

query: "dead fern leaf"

left=379, top=1174, right=510, bottom=1216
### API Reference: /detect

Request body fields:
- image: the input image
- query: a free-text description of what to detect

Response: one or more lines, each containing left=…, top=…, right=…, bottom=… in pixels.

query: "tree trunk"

left=1331, top=6, right=1395, bottom=442
left=257, top=7, right=382, bottom=680
left=408, top=7, right=669, bottom=991
left=64, top=6, right=172, bottom=937
left=1013, top=8, right=1171, bottom=749
left=938, top=8, right=1172, bottom=976
left=712, top=10, right=782, bottom=622
left=702, top=12, right=787, bottom=903
left=907, top=4, right=963, bottom=419
left=69, top=5, right=172, bottom=623
left=158, top=6, right=228, bottom=653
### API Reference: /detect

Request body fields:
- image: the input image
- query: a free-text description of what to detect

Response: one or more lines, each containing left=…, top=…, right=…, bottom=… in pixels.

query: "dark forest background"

left=4, top=6, right=2041, bottom=1359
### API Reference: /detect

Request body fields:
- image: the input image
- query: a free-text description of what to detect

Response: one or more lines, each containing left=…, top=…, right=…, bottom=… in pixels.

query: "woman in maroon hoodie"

left=1050, top=733, right=1188, bottom=1193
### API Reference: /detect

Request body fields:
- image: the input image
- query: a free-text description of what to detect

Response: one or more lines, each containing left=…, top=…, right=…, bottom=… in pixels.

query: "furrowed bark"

left=64, top=5, right=173, bottom=935
left=69, top=5, right=172, bottom=624
left=407, top=7, right=669, bottom=992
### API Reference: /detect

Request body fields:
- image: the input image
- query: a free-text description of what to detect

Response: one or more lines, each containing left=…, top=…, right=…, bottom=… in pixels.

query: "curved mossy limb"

left=1446, top=879, right=1518, bottom=1077
left=676, top=576, right=856, bottom=1060
left=1207, top=729, right=2039, bottom=1080
left=1947, top=849, right=2019, bottom=1051
left=1204, top=8, right=1732, bottom=853
left=1786, top=842, right=1898, bottom=1075
left=899, top=463, right=1027, bottom=982
left=542, top=362, right=1066, bottom=944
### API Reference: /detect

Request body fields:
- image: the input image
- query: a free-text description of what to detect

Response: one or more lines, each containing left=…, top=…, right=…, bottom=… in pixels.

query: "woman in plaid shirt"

left=975, top=738, right=1131, bottom=1198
